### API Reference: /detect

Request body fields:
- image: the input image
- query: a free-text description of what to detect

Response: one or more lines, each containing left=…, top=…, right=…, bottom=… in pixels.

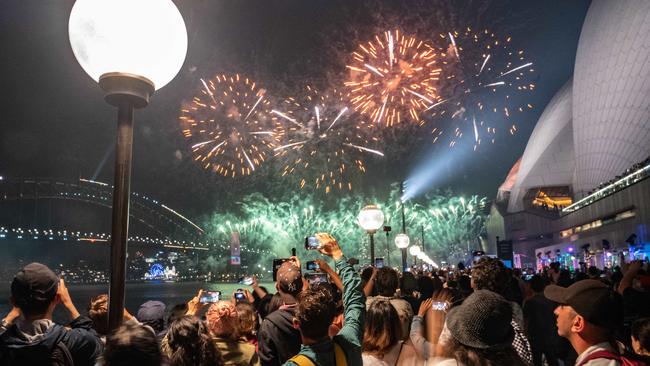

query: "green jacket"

left=282, top=257, right=365, bottom=366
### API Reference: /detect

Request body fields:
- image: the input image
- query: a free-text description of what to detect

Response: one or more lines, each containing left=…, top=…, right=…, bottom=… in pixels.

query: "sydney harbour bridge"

left=0, top=177, right=273, bottom=257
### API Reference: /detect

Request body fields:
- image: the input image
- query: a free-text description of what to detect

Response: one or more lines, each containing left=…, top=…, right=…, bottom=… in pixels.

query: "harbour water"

left=0, top=281, right=275, bottom=323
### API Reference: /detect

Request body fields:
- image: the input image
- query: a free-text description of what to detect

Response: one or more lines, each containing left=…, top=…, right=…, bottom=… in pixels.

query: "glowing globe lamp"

left=358, top=205, right=384, bottom=265
left=69, top=0, right=188, bottom=94
left=68, top=0, right=187, bottom=332
left=358, top=205, right=385, bottom=233
left=409, top=245, right=421, bottom=256
left=394, top=233, right=410, bottom=249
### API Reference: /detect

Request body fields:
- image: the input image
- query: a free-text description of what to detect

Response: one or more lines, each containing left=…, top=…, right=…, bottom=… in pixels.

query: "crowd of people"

left=1, top=233, right=649, bottom=366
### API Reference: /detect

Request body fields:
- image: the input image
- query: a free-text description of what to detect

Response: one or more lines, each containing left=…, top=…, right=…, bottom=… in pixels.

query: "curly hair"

left=471, top=257, right=510, bottom=295
left=362, top=299, right=401, bottom=357
left=87, top=294, right=109, bottom=336
left=295, top=287, right=336, bottom=340
left=168, top=316, right=224, bottom=366
left=206, top=301, right=240, bottom=340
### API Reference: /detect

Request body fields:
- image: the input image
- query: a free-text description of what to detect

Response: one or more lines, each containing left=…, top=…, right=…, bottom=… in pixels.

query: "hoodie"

left=258, top=305, right=301, bottom=366
left=0, top=316, right=102, bottom=366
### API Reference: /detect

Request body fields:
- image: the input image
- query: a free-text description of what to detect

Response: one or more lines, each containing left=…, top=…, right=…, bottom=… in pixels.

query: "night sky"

left=0, top=0, right=591, bottom=221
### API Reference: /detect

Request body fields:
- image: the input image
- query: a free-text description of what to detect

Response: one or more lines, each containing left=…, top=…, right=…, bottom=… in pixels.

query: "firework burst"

left=429, top=28, right=535, bottom=150
left=272, top=86, right=383, bottom=193
left=180, top=74, right=281, bottom=177
left=344, top=29, right=445, bottom=127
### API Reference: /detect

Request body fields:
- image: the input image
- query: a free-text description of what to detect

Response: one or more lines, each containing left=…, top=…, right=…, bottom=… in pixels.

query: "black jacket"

left=258, top=307, right=301, bottom=366
left=0, top=316, right=103, bottom=366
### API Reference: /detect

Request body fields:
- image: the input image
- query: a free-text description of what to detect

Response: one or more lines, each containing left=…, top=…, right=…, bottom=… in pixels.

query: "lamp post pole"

left=108, top=102, right=134, bottom=331
left=99, top=73, right=154, bottom=331
left=384, top=226, right=391, bottom=267
left=369, top=232, right=376, bottom=266
left=400, top=181, right=408, bottom=272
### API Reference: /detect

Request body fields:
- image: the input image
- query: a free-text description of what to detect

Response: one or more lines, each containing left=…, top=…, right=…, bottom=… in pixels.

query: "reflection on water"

left=0, top=281, right=275, bottom=323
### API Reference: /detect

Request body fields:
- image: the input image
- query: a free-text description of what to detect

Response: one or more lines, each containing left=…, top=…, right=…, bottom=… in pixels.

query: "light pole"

left=409, top=245, right=421, bottom=269
left=394, top=233, right=410, bottom=272
left=358, top=205, right=384, bottom=265
left=69, top=0, right=188, bottom=331
left=383, top=226, right=391, bottom=267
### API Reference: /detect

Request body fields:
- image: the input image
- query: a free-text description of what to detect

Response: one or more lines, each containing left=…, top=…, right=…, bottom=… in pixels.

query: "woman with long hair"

left=167, top=315, right=224, bottom=366
left=362, top=299, right=404, bottom=366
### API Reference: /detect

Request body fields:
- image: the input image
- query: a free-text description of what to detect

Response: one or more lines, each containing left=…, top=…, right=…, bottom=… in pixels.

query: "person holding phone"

left=258, top=256, right=304, bottom=366
left=284, top=233, right=365, bottom=366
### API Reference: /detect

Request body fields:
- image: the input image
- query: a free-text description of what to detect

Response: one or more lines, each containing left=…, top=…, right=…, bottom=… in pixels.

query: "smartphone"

left=306, top=260, right=319, bottom=271
left=272, top=258, right=290, bottom=281
left=431, top=301, right=449, bottom=311
left=374, top=257, right=384, bottom=269
left=304, top=273, right=328, bottom=285
left=304, top=236, right=320, bottom=250
left=234, top=290, right=246, bottom=301
left=524, top=274, right=534, bottom=281
left=238, top=276, right=254, bottom=286
left=199, top=291, right=221, bottom=304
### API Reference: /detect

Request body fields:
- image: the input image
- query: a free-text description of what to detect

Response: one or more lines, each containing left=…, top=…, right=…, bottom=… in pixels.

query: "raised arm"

left=315, top=233, right=365, bottom=347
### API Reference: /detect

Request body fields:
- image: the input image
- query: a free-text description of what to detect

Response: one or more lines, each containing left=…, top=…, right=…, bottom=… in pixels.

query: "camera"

left=304, top=236, right=320, bottom=250
left=199, top=291, right=221, bottom=304
left=306, top=260, right=319, bottom=271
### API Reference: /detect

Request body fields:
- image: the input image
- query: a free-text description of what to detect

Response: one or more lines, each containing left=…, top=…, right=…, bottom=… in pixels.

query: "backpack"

left=1, top=340, right=74, bottom=366
left=50, top=340, right=75, bottom=366
left=577, top=350, right=648, bottom=366
left=288, top=342, right=347, bottom=366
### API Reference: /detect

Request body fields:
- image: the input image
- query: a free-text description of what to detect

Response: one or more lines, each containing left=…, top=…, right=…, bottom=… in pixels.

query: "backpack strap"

left=288, top=354, right=316, bottom=366
left=51, top=340, right=75, bottom=366
left=577, top=350, right=621, bottom=366
left=288, top=343, right=347, bottom=366
left=334, top=343, right=347, bottom=366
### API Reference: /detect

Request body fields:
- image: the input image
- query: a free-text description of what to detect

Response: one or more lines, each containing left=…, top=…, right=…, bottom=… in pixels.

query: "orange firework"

left=179, top=74, right=281, bottom=178
left=344, top=29, right=444, bottom=127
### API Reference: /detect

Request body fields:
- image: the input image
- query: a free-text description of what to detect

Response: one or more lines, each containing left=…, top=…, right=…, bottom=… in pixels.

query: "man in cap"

left=258, top=256, right=304, bottom=366
left=545, top=279, right=626, bottom=366
left=0, top=262, right=102, bottom=365
left=136, top=300, right=167, bottom=342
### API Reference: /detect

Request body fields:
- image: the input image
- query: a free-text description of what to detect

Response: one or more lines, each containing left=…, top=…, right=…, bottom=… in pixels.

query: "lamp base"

left=99, top=72, right=155, bottom=109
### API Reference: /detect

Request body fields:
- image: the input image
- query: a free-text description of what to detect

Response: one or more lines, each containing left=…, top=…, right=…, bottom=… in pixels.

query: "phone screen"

left=234, top=292, right=246, bottom=301
left=374, top=257, right=384, bottom=269
left=431, top=301, right=449, bottom=311
left=305, top=273, right=328, bottom=285
left=304, top=236, right=320, bottom=250
left=238, top=276, right=254, bottom=285
left=306, top=261, right=319, bottom=271
left=200, top=291, right=221, bottom=304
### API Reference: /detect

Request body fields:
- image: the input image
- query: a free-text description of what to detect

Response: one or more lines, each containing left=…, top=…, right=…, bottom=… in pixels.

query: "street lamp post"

left=394, top=233, right=410, bottom=272
left=358, top=205, right=384, bottom=265
left=409, top=245, right=421, bottom=269
left=383, top=226, right=391, bottom=267
left=69, top=0, right=187, bottom=331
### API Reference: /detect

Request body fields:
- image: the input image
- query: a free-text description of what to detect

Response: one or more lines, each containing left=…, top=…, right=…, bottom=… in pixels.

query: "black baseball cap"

left=544, top=279, right=623, bottom=330
left=11, top=262, right=59, bottom=307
